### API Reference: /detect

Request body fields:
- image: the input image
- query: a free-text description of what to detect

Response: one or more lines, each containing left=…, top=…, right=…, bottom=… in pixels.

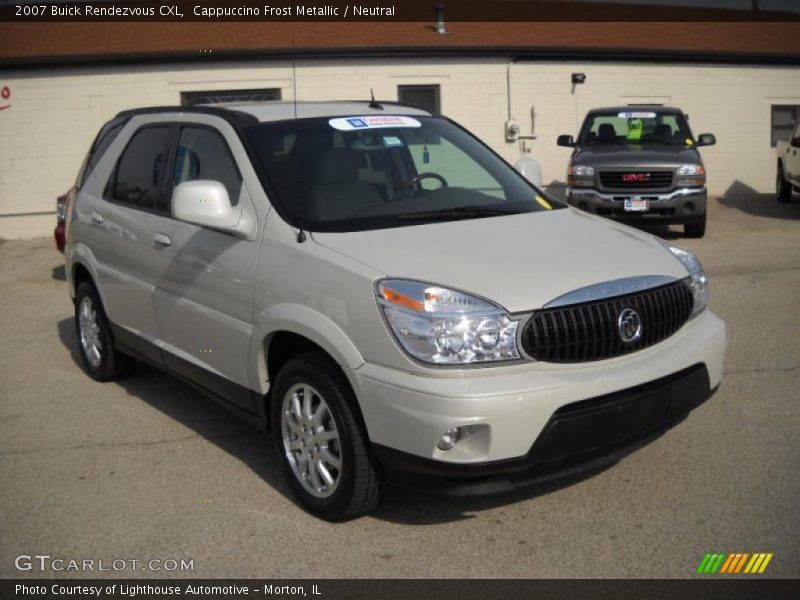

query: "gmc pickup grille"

left=521, top=281, right=694, bottom=363
left=599, top=171, right=673, bottom=190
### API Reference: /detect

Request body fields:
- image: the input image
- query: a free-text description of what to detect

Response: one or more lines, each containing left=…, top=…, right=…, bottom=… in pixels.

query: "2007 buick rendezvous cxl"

left=65, top=101, right=726, bottom=520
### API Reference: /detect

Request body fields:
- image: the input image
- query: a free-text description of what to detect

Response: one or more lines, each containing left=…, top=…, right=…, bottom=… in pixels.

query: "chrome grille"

left=599, top=171, right=673, bottom=190
left=521, top=281, right=694, bottom=363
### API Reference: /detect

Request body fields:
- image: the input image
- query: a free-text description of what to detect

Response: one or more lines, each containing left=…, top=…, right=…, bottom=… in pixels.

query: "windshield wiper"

left=396, top=205, right=517, bottom=221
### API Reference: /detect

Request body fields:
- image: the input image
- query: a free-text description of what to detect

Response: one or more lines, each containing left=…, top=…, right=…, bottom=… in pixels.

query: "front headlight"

left=376, top=279, right=520, bottom=365
left=568, top=165, right=595, bottom=177
left=675, top=163, right=705, bottom=186
left=567, top=165, right=595, bottom=187
left=661, top=243, right=708, bottom=317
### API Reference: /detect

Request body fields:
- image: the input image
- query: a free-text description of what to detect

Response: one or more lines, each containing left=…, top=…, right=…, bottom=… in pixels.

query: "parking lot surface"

left=1, top=195, right=799, bottom=579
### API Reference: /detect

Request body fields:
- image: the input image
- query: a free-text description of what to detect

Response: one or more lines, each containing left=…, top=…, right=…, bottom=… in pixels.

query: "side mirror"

left=557, top=134, right=575, bottom=148
left=514, top=156, right=543, bottom=187
left=173, top=180, right=241, bottom=232
left=696, top=133, right=716, bottom=147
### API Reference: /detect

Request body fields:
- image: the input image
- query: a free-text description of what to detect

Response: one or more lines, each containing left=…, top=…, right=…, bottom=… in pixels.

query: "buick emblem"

left=617, top=307, right=642, bottom=344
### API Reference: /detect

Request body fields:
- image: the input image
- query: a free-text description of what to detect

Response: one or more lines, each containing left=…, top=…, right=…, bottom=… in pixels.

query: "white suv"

left=65, top=101, right=726, bottom=520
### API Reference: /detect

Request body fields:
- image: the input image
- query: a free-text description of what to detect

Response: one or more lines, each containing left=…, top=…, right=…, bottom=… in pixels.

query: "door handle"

left=153, top=233, right=172, bottom=248
left=90, top=212, right=104, bottom=225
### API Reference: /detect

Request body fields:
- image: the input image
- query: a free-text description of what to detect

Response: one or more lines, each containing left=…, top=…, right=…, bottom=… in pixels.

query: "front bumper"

left=566, top=186, right=707, bottom=224
left=347, top=310, right=726, bottom=492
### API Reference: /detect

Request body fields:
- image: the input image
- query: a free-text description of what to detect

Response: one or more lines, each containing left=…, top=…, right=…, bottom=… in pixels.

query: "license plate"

left=624, top=198, right=649, bottom=212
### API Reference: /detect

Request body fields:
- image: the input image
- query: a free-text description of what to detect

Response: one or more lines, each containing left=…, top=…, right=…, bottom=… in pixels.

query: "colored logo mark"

left=696, top=552, right=773, bottom=574
left=347, top=118, right=367, bottom=128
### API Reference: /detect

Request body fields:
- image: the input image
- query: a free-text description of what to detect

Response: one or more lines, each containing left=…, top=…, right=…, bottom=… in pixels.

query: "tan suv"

left=66, top=101, right=726, bottom=520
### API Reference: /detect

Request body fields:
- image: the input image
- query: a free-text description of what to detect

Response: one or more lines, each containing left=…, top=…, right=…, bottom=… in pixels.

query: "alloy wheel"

left=78, top=296, right=103, bottom=368
left=281, top=383, right=342, bottom=498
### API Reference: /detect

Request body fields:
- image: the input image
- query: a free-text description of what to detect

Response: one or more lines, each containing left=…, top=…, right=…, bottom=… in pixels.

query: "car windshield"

left=578, top=110, right=694, bottom=146
left=242, top=115, right=559, bottom=232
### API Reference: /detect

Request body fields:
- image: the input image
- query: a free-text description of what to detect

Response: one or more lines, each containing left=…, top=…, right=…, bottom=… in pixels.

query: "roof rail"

left=114, top=105, right=259, bottom=126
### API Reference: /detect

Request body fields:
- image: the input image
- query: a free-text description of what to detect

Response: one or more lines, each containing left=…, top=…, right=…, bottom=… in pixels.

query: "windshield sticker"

left=535, top=195, right=553, bottom=210
left=617, top=111, right=657, bottom=119
left=329, top=116, right=422, bottom=131
left=382, top=136, right=404, bottom=148
left=685, top=138, right=694, bottom=146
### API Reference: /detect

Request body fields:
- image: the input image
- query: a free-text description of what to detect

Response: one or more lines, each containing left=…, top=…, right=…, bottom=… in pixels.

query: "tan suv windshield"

left=243, top=116, right=557, bottom=232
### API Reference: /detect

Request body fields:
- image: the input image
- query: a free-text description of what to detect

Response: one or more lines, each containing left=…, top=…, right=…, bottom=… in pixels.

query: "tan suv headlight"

left=376, top=279, right=520, bottom=365
left=660, top=242, right=708, bottom=318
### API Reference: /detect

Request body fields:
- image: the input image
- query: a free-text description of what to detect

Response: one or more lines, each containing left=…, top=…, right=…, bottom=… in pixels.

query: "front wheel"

left=684, top=211, right=707, bottom=238
left=271, top=353, right=382, bottom=521
left=777, top=166, right=792, bottom=203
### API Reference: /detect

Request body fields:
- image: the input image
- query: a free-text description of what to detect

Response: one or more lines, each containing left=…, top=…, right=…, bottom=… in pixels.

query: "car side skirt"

left=109, top=323, right=267, bottom=429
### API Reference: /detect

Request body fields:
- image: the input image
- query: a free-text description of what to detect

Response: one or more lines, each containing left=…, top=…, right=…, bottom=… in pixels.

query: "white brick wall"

left=1, top=57, right=799, bottom=239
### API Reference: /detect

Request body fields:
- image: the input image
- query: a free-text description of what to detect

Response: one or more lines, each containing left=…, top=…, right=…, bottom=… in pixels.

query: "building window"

left=398, top=85, right=440, bottom=114
left=181, top=89, right=281, bottom=106
left=771, top=105, right=800, bottom=147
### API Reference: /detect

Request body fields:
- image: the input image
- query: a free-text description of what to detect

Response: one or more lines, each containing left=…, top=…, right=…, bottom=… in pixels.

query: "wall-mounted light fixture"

left=571, top=73, right=587, bottom=85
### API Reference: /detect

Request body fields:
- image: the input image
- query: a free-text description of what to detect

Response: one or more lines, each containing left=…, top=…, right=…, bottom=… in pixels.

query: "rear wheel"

left=777, top=165, right=792, bottom=203
left=684, top=211, right=707, bottom=238
left=74, top=281, right=131, bottom=381
left=271, top=353, right=382, bottom=521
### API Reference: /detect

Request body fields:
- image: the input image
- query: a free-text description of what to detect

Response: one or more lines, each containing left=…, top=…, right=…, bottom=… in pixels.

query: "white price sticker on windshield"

left=618, top=111, right=657, bottom=119
left=329, top=116, right=422, bottom=131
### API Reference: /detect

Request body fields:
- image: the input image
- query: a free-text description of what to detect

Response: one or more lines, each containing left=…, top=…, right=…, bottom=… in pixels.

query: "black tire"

left=271, top=353, right=382, bottom=521
left=777, top=165, right=792, bottom=203
left=74, top=281, right=131, bottom=381
left=684, top=211, right=707, bottom=238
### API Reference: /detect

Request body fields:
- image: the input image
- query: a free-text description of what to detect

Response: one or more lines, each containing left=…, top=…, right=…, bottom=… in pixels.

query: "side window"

left=173, top=127, right=242, bottom=206
left=109, top=126, right=171, bottom=208
left=771, top=105, right=800, bottom=147
left=77, top=119, right=125, bottom=189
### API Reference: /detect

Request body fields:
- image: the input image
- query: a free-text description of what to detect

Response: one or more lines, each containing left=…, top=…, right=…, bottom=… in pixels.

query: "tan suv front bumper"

left=347, top=310, right=726, bottom=492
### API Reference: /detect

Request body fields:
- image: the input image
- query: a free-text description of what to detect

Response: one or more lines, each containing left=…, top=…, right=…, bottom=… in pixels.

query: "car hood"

left=572, top=144, right=701, bottom=167
left=311, top=208, right=688, bottom=313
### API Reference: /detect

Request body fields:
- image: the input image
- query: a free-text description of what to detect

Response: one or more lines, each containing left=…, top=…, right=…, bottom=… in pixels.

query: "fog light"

left=436, top=427, right=461, bottom=451
left=684, top=201, right=695, bottom=214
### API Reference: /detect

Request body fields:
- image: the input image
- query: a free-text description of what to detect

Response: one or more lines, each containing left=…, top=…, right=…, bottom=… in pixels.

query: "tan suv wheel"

left=74, top=281, right=131, bottom=381
left=271, top=353, right=382, bottom=521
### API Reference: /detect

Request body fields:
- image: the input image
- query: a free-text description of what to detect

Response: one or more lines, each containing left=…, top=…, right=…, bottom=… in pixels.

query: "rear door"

left=148, top=119, right=263, bottom=413
left=82, top=120, right=175, bottom=364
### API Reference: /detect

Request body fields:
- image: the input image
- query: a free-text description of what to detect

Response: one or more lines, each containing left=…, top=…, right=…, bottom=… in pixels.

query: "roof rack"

left=114, top=105, right=259, bottom=126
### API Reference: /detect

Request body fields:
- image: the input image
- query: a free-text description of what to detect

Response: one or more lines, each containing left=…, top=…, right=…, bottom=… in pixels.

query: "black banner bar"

left=1, top=0, right=799, bottom=22
left=2, top=579, right=799, bottom=600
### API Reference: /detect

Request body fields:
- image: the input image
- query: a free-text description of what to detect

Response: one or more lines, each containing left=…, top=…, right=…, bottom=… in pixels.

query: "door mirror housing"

left=514, top=156, right=543, bottom=187
left=173, top=180, right=241, bottom=232
left=557, top=134, right=575, bottom=148
left=696, top=133, right=716, bottom=147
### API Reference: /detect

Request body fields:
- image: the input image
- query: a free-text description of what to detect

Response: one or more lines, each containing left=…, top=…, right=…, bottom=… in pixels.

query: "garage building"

left=1, top=18, right=799, bottom=239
